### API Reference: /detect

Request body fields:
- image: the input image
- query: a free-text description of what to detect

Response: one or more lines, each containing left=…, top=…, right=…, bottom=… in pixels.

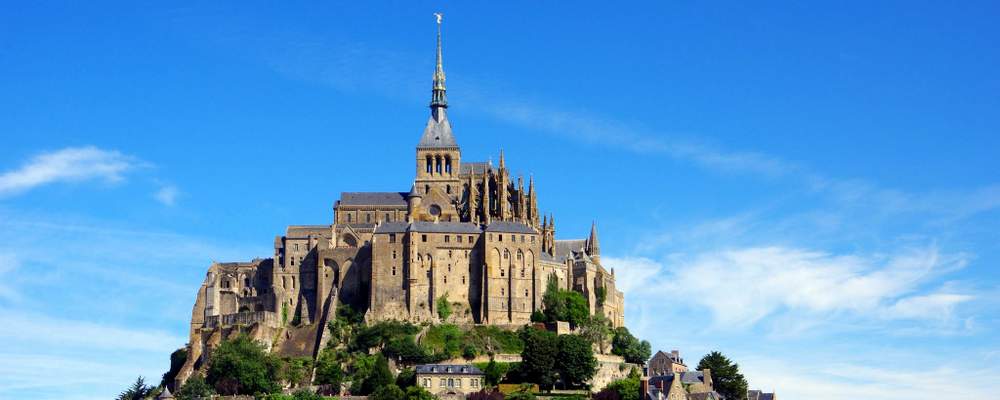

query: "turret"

left=587, top=221, right=601, bottom=264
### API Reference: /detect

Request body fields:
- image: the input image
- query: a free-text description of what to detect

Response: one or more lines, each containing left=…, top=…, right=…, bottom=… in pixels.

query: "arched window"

left=426, top=155, right=433, bottom=174
left=425, top=184, right=430, bottom=194
left=436, top=155, right=442, bottom=174
left=347, top=214, right=352, bottom=223
left=446, top=184, right=451, bottom=194
left=445, top=155, right=452, bottom=174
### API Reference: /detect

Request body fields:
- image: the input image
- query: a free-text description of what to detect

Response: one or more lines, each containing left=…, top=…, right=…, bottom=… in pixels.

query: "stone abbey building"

left=178, top=19, right=624, bottom=386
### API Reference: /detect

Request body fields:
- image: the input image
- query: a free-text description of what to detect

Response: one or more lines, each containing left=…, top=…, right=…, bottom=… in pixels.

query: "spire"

left=417, top=13, right=457, bottom=149
left=498, top=149, right=506, bottom=170
left=587, top=221, right=601, bottom=262
left=430, top=12, right=448, bottom=121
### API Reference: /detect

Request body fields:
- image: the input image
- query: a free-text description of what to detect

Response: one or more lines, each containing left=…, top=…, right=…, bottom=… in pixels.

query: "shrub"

left=436, top=295, right=452, bottom=320
left=206, top=334, right=281, bottom=395
left=175, top=373, right=214, bottom=400
left=369, top=384, right=405, bottom=400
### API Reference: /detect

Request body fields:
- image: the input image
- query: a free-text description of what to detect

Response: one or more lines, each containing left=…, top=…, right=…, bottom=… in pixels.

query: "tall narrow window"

left=366, top=214, right=371, bottom=223
left=446, top=184, right=451, bottom=194
left=392, top=265, right=397, bottom=276
left=347, top=214, right=352, bottom=223
left=426, top=155, right=433, bottom=174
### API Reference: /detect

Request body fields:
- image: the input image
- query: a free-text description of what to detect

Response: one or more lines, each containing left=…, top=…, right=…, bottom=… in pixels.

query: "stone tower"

left=414, top=16, right=461, bottom=222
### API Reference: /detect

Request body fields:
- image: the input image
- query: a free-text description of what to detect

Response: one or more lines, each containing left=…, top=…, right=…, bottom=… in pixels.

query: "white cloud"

left=0, top=146, right=138, bottom=197
left=155, top=184, right=179, bottom=206
left=606, top=245, right=973, bottom=331
left=742, top=357, right=1000, bottom=400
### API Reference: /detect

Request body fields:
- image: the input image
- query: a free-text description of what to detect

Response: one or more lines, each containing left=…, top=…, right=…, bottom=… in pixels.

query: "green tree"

left=404, top=384, right=438, bottom=400
left=206, top=334, right=281, bottom=395
left=161, top=348, right=188, bottom=390
left=541, top=274, right=590, bottom=326
left=280, top=357, right=313, bottom=388
left=610, top=327, right=651, bottom=364
left=436, top=295, right=452, bottom=320
left=518, top=326, right=558, bottom=390
left=291, top=388, right=324, bottom=400
left=314, top=348, right=343, bottom=387
left=369, top=384, right=405, bottom=400
left=563, top=291, right=590, bottom=326
left=697, top=351, right=749, bottom=400
left=601, top=375, right=640, bottom=400
left=556, top=334, right=598, bottom=388
left=483, top=359, right=504, bottom=386
left=506, top=383, right=538, bottom=400
left=361, top=356, right=394, bottom=395
left=396, top=367, right=416, bottom=388
left=579, top=315, right=612, bottom=353
left=175, top=373, right=215, bottom=400
left=116, top=376, right=153, bottom=400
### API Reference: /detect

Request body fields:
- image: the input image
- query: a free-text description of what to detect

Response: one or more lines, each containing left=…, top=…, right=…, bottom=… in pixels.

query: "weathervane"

left=434, top=12, right=443, bottom=24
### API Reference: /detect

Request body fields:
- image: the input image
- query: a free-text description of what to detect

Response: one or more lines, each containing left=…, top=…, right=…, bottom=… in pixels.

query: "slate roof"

left=460, top=162, right=489, bottom=175
left=373, top=221, right=410, bottom=234
left=339, top=192, right=408, bottom=206
left=688, top=392, right=722, bottom=400
left=649, top=371, right=707, bottom=388
left=417, top=116, right=458, bottom=148
left=485, top=221, right=537, bottom=234
left=554, top=239, right=587, bottom=260
left=415, top=364, right=483, bottom=375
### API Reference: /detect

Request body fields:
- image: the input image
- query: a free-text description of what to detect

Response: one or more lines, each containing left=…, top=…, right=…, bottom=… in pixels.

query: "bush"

left=396, top=367, right=416, bottom=388
left=404, top=385, right=438, bottom=400
left=369, top=384, right=405, bottom=400
left=360, top=356, right=393, bottom=395
left=291, top=388, right=323, bottom=400
left=175, top=373, right=214, bottom=400
left=610, top=327, right=651, bottom=365
left=314, top=348, right=343, bottom=387
left=436, top=295, right=452, bottom=320
left=206, top=334, right=281, bottom=395
left=602, top=370, right=640, bottom=400
left=556, top=334, right=597, bottom=388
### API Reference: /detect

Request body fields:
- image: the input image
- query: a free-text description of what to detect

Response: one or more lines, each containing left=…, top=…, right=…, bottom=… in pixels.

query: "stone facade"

left=415, top=364, right=485, bottom=397
left=648, top=350, right=689, bottom=376
left=176, top=19, right=625, bottom=387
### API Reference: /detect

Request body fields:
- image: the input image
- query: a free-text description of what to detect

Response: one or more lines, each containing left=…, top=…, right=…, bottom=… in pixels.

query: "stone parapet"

left=203, top=311, right=278, bottom=329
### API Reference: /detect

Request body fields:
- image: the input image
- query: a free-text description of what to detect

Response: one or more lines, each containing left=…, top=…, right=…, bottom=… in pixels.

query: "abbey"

left=178, top=19, right=624, bottom=386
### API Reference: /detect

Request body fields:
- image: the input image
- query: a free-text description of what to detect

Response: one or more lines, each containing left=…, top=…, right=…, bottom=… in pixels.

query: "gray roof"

left=417, top=115, right=458, bottom=148
left=339, top=192, right=408, bottom=206
left=374, top=221, right=410, bottom=234
left=485, top=221, right=537, bottom=234
left=286, top=225, right=330, bottom=238
left=415, top=364, right=483, bottom=375
left=554, top=239, right=587, bottom=260
left=412, top=221, right=482, bottom=233
left=650, top=371, right=706, bottom=387
left=688, top=393, right=721, bottom=400
left=460, top=162, right=489, bottom=175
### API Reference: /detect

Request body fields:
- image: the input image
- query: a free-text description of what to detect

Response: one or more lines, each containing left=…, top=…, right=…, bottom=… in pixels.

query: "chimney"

left=640, top=377, right=649, bottom=399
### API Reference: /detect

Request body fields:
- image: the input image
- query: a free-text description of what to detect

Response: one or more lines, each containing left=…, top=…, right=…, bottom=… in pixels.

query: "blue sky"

left=1, top=2, right=998, bottom=399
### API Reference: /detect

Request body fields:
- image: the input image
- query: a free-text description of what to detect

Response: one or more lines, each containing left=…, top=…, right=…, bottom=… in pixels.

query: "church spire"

left=587, top=221, right=601, bottom=263
left=430, top=12, right=448, bottom=122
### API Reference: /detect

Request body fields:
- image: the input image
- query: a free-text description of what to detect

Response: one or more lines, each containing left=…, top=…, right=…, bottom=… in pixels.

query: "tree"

left=175, top=373, right=215, bottom=400
left=206, top=334, right=281, bottom=395
left=541, top=274, right=590, bottom=326
left=563, top=291, right=590, bottom=326
left=361, top=356, right=394, bottom=395
left=161, top=347, right=188, bottom=390
left=542, top=275, right=567, bottom=321
left=518, top=326, right=558, bottom=390
left=396, top=367, right=416, bottom=388
left=291, top=388, right=324, bottom=400
left=483, top=359, right=504, bottom=386
left=281, top=357, right=314, bottom=388
left=579, top=315, right=612, bottom=353
left=610, top=327, right=651, bottom=364
left=369, top=384, right=405, bottom=400
left=437, top=295, right=452, bottom=320
left=116, top=376, right=153, bottom=400
left=506, top=383, right=537, bottom=400
left=314, top=348, right=343, bottom=387
left=697, top=351, right=748, bottom=400
left=404, top=385, right=438, bottom=400
left=601, top=375, right=639, bottom=400
left=556, top=334, right=597, bottom=388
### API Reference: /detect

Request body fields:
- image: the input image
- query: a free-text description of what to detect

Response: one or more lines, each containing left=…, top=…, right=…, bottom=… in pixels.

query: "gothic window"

left=426, top=156, right=433, bottom=174
left=517, top=250, right=523, bottom=260
left=244, top=277, right=251, bottom=287
left=445, top=156, right=452, bottom=174
left=504, top=249, right=510, bottom=259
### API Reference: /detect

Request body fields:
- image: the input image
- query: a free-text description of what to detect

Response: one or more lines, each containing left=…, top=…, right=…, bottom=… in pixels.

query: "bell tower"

left=414, top=13, right=462, bottom=218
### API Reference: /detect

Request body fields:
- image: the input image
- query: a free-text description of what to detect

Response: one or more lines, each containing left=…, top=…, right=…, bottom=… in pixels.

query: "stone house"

left=642, top=370, right=720, bottom=400
left=415, top=364, right=485, bottom=396
left=648, top=350, right=689, bottom=376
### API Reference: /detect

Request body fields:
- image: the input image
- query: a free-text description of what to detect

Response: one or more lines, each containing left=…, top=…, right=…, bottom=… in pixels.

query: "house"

left=748, top=389, right=777, bottom=400
left=648, top=350, right=688, bottom=375
left=642, top=370, right=721, bottom=400
left=415, top=364, right=485, bottom=396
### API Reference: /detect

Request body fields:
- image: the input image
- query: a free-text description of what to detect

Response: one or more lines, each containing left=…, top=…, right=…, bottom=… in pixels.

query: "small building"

left=748, top=389, right=777, bottom=400
left=642, top=370, right=720, bottom=400
left=415, top=364, right=485, bottom=396
left=648, top=350, right=688, bottom=375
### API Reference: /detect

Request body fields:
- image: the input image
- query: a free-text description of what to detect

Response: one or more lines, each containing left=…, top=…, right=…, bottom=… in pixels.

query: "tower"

left=587, top=221, right=601, bottom=264
left=415, top=14, right=461, bottom=206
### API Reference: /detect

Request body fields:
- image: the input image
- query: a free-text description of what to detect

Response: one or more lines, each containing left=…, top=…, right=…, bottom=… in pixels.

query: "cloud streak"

left=0, top=146, right=139, bottom=197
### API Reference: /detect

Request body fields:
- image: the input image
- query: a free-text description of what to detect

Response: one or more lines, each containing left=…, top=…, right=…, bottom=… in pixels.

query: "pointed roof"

left=418, top=14, right=458, bottom=149
left=587, top=221, right=600, bottom=255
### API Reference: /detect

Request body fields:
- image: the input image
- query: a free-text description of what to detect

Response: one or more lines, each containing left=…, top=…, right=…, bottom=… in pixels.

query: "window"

left=291, top=277, right=295, bottom=289
left=456, top=378, right=462, bottom=388
left=392, top=266, right=397, bottom=276
left=347, top=214, right=352, bottom=223
left=521, top=268, right=525, bottom=278
left=501, top=287, right=505, bottom=296
left=393, top=250, right=397, bottom=259
left=500, top=268, right=505, bottom=277
left=448, top=378, right=454, bottom=387
left=448, top=250, right=453, bottom=258
left=469, top=235, right=474, bottom=243
left=440, top=379, right=446, bottom=388
left=426, top=156, right=433, bottom=174
left=422, top=234, right=428, bottom=242
left=425, top=184, right=430, bottom=194
left=389, top=234, right=396, bottom=243
left=294, top=243, right=299, bottom=251
left=291, top=258, right=295, bottom=266
left=531, top=236, right=535, bottom=243
left=504, top=250, right=510, bottom=259
left=462, top=276, right=466, bottom=284
left=423, top=378, right=431, bottom=388
left=366, top=214, right=371, bottom=223
left=521, top=235, right=525, bottom=242
left=499, top=234, right=503, bottom=242
left=446, top=184, right=451, bottom=194
left=444, top=276, right=447, bottom=283
left=525, top=288, right=529, bottom=297
left=445, top=235, right=450, bottom=243
left=472, top=379, right=479, bottom=388
left=457, top=235, right=463, bottom=243
left=385, top=212, right=390, bottom=221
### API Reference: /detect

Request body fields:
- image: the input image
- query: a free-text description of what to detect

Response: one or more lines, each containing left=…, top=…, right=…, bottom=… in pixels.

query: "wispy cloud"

left=607, top=245, right=973, bottom=332
left=155, top=184, right=180, bottom=206
left=0, top=309, right=184, bottom=352
left=0, top=146, right=139, bottom=197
